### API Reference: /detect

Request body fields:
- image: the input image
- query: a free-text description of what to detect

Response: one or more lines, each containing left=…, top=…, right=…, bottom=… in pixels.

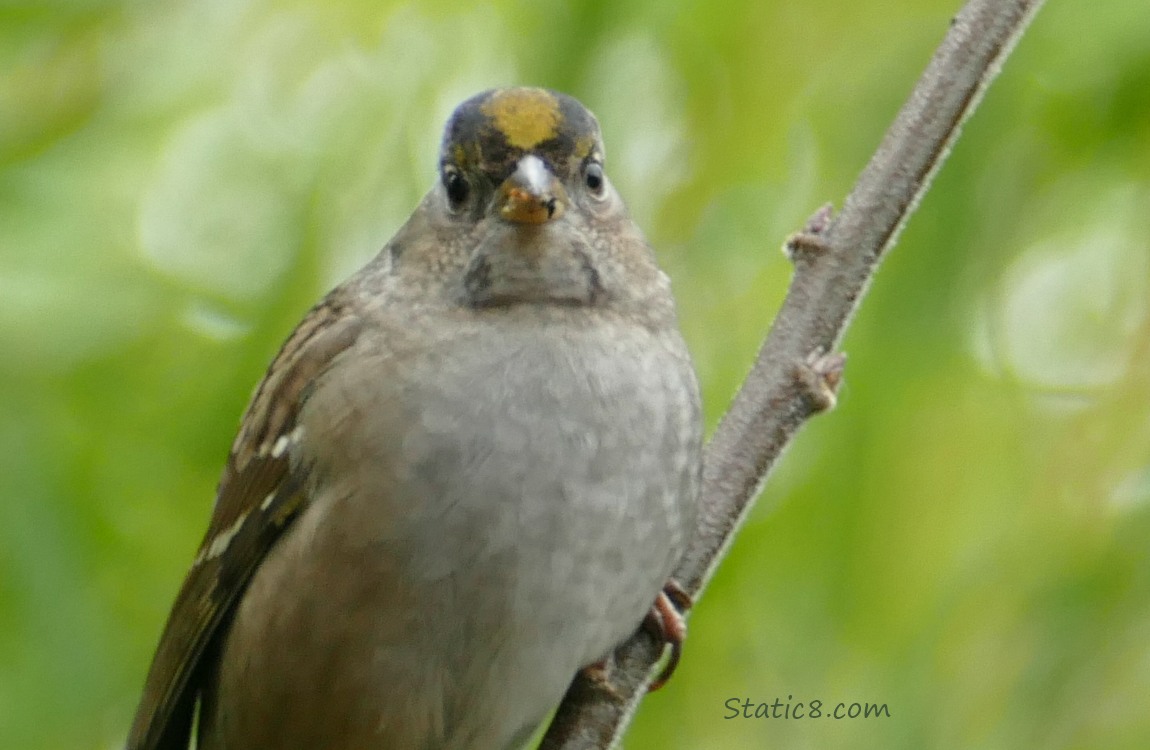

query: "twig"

left=539, top=0, right=1046, bottom=747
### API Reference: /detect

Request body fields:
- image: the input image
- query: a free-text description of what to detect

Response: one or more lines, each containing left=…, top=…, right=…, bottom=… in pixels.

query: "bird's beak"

left=497, top=155, right=565, bottom=225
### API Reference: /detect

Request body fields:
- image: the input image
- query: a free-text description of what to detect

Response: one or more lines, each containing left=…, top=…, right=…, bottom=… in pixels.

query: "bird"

left=126, top=86, right=703, bottom=750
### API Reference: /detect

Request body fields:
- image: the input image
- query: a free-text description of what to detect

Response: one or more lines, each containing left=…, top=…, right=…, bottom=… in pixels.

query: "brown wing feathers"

left=127, top=300, right=362, bottom=750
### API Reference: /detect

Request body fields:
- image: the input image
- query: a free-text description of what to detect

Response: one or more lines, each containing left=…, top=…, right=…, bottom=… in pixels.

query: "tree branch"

left=539, top=0, right=1046, bottom=747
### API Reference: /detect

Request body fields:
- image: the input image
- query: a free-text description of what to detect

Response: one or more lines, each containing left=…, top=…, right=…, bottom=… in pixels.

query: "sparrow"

left=127, top=86, right=702, bottom=750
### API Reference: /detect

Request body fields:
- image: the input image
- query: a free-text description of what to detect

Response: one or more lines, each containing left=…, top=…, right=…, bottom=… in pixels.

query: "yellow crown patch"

left=480, top=88, right=562, bottom=150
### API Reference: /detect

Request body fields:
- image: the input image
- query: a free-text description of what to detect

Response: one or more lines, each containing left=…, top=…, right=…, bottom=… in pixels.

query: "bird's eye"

left=443, top=167, right=469, bottom=209
left=584, top=162, right=606, bottom=198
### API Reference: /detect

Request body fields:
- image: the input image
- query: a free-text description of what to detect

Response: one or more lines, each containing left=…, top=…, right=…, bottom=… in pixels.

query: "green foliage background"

left=2, top=0, right=1148, bottom=748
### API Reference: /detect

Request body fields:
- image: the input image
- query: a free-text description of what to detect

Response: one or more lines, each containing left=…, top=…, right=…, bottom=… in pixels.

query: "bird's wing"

left=126, top=297, right=363, bottom=750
